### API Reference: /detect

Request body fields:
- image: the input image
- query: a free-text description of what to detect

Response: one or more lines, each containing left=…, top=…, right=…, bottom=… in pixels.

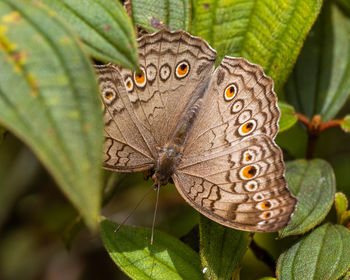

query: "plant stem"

left=306, top=134, right=317, bottom=159
left=249, top=238, right=276, bottom=272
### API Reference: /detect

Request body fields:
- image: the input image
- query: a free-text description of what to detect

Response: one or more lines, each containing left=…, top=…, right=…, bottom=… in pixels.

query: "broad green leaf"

left=277, top=224, right=350, bottom=280
left=100, top=218, right=202, bottom=280
left=129, top=0, right=191, bottom=32
left=39, top=0, right=138, bottom=70
left=199, top=216, right=250, bottom=280
left=335, top=192, right=348, bottom=224
left=0, top=0, right=103, bottom=230
left=192, top=0, right=322, bottom=92
left=285, top=2, right=350, bottom=121
left=279, top=159, right=336, bottom=238
left=341, top=115, right=350, bottom=133
left=278, top=102, right=298, bottom=133
left=0, top=135, right=40, bottom=228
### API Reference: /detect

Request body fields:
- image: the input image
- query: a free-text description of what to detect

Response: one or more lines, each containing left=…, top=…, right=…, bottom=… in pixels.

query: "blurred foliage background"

left=0, top=0, right=350, bottom=279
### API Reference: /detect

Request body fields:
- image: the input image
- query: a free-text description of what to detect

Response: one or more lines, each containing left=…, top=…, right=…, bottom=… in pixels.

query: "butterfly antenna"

left=150, top=184, right=160, bottom=245
left=114, top=183, right=155, bottom=233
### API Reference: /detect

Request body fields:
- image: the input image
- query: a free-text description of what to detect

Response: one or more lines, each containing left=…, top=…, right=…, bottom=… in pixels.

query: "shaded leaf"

left=192, top=0, right=322, bottom=92
left=39, top=0, right=138, bottom=70
left=100, top=218, right=202, bottom=280
left=279, top=159, right=336, bottom=238
left=129, top=0, right=191, bottom=32
left=0, top=125, right=5, bottom=144
left=285, top=2, right=350, bottom=121
left=199, top=216, right=250, bottom=280
left=336, top=0, right=350, bottom=15
left=277, top=224, right=350, bottom=280
left=0, top=0, right=103, bottom=230
left=278, top=102, right=298, bottom=133
left=341, top=115, right=350, bottom=132
left=335, top=192, right=348, bottom=224
left=0, top=135, right=40, bottom=228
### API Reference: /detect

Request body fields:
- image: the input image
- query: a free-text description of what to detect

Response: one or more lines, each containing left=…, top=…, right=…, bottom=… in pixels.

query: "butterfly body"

left=154, top=96, right=204, bottom=186
left=96, top=29, right=297, bottom=232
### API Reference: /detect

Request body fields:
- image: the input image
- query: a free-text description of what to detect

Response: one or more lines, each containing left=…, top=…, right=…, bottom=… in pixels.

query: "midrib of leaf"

left=325, top=227, right=342, bottom=279
left=166, top=0, right=170, bottom=27
left=13, top=3, right=93, bottom=174
left=311, top=224, right=328, bottom=279
left=105, top=230, right=194, bottom=279
left=290, top=242, right=301, bottom=280
left=58, top=0, right=134, bottom=64
left=313, top=12, right=325, bottom=118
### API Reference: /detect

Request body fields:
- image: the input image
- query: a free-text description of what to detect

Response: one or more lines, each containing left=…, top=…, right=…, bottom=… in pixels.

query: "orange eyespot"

left=124, top=77, right=134, bottom=91
left=104, top=91, right=113, bottom=100
left=134, top=68, right=146, bottom=87
left=260, top=201, right=272, bottom=210
left=135, top=72, right=145, bottom=83
left=263, top=212, right=271, bottom=219
left=245, top=154, right=252, bottom=161
left=245, top=180, right=258, bottom=192
left=241, top=165, right=257, bottom=179
left=242, top=122, right=253, bottom=133
left=238, top=119, right=256, bottom=136
left=176, top=61, right=190, bottom=78
left=224, top=84, right=237, bottom=101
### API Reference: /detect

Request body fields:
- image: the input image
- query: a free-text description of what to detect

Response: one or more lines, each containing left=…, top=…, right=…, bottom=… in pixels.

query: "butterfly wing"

left=96, top=65, right=155, bottom=172
left=116, top=30, right=217, bottom=147
left=175, top=57, right=296, bottom=232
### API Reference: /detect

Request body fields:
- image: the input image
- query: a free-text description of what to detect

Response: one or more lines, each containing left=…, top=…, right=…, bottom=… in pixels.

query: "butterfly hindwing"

left=175, top=135, right=296, bottom=232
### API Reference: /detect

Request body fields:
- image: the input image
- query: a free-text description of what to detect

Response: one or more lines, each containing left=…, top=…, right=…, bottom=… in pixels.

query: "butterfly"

left=95, top=29, right=297, bottom=232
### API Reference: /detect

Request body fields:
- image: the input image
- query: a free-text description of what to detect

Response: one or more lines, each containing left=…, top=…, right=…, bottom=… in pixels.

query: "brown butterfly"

left=95, top=29, right=297, bottom=233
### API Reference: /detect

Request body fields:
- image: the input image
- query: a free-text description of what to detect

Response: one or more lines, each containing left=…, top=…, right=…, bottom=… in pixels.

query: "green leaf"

left=129, top=0, right=191, bottom=32
left=100, top=218, right=203, bottom=280
left=258, top=278, right=276, bottom=280
left=341, top=115, right=350, bottom=133
left=285, top=2, right=350, bottom=121
left=277, top=224, right=350, bottom=280
left=340, top=211, right=350, bottom=227
left=0, top=0, right=103, bottom=230
left=335, top=192, right=348, bottom=224
left=279, top=159, right=336, bottom=238
left=278, top=102, right=298, bottom=133
left=39, top=0, right=138, bottom=70
left=199, top=216, right=250, bottom=280
left=191, top=0, right=322, bottom=92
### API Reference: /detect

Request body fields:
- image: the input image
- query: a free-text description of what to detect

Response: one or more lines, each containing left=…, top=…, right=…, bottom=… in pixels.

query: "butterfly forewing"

left=116, top=30, right=216, bottom=147
left=96, top=65, right=155, bottom=172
